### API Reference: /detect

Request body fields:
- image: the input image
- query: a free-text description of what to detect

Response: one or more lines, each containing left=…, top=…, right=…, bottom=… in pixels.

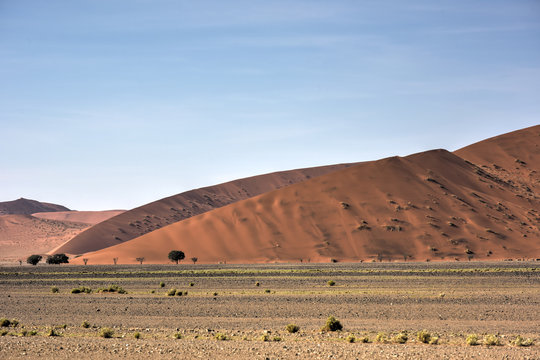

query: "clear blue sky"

left=1, top=0, right=539, bottom=210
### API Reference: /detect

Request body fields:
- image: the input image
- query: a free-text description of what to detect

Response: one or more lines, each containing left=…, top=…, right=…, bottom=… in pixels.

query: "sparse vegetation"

left=71, top=286, right=92, bottom=294
left=46, top=253, right=69, bottom=265
left=189, top=282, right=194, bottom=287
left=511, top=335, right=534, bottom=347
left=394, top=332, right=408, bottom=344
left=81, top=320, right=90, bottom=328
left=51, top=286, right=59, bottom=293
left=327, top=280, right=336, bottom=286
left=97, top=285, right=127, bottom=294
left=135, top=257, right=145, bottom=264
left=47, top=328, right=60, bottom=337
left=0, top=318, right=11, bottom=327
left=483, top=334, right=500, bottom=346
left=346, top=334, right=356, bottom=343
left=466, top=334, right=479, bottom=346
left=375, top=332, right=388, bottom=343
left=286, top=324, right=300, bottom=333
left=417, top=330, right=432, bottom=344
left=191, top=257, right=198, bottom=264
left=99, top=328, right=114, bottom=338
left=215, top=333, right=228, bottom=340
left=26, top=254, right=42, bottom=266
left=264, top=289, right=271, bottom=293
left=167, top=288, right=177, bottom=296
left=173, top=332, right=182, bottom=339
left=133, top=332, right=141, bottom=339
left=255, top=282, right=260, bottom=287
left=159, top=281, right=165, bottom=288
left=321, top=316, right=342, bottom=332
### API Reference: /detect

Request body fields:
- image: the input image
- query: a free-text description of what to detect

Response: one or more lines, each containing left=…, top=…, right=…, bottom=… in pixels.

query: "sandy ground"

left=0, top=262, right=538, bottom=359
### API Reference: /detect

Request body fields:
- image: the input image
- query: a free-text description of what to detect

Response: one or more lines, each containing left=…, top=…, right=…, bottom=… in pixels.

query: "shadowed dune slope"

left=56, top=163, right=355, bottom=255
left=74, top=144, right=540, bottom=264
left=0, top=198, right=69, bottom=215
left=32, top=210, right=125, bottom=225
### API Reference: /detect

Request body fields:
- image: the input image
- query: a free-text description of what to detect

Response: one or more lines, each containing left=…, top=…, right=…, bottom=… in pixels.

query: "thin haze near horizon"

left=1, top=0, right=539, bottom=211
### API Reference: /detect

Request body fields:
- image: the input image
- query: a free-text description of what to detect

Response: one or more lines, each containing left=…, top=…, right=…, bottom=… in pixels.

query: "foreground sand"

left=0, top=262, right=538, bottom=359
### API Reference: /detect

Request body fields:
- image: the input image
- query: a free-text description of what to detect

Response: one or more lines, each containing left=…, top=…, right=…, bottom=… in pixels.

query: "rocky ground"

left=0, top=262, right=538, bottom=359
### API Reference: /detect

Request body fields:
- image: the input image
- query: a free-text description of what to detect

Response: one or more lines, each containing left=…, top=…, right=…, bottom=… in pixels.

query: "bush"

left=28, top=330, right=37, bottom=336
left=173, top=332, right=182, bottom=339
left=167, top=288, right=177, bottom=296
left=358, top=336, right=370, bottom=343
left=51, top=286, right=59, bottom=293
left=512, top=335, right=534, bottom=347
left=255, top=282, right=260, bottom=287
left=0, top=330, right=7, bottom=336
left=100, top=328, right=114, bottom=338
left=327, top=280, right=336, bottom=286
left=321, top=316, right=342, bottom=332
left=215, top=333, right=228, bottom=340
left=375, top=332, right=387, bottom=343
left=213, top=292, right=218, bottom=296
left=134, top=332, right=141, bottom=339
left=484, top=334, right=500, bottom=346
left=189, top=282, right=194, bottom=287
left=0, top=318, right=11, bottom=327
left=260, top=334, right=269, bottom=341
left=417, top=330, right=431, bottom=344
left=97, top=285, right=127, bottom=294
left=10, top=319, right=18, bottom=327
left=168, top=250, right=185, bottom=264
left=286, top=324, right=300, bottom=333
left=26, top=254, right=42, bottom=266
left=159, top=281, right=165, bottom=288
left=47, top=328, right=60, bottom=337
left=346, top=334, right=356, bottom=343
left=46, top=254, right=69, bottom=265
left=394, top=332, right=408, bottom=344
left=429, top=336, right=439, bottom=345
left=81, top=321, right=90, bottom=328
left=175, top=290, right=187, bottom=296
left=273, top=336, right=281, bottom=342
left=264, top=289, right=271, bottom=294
left=71, top=286, right=92, bottom=294
left=466, top=334, right=479, bottom=346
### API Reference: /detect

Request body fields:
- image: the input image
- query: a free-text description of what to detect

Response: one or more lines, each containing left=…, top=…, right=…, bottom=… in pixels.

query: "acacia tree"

left=191, top=257, right=198, bottom=264
left=168, top=250, right=185, bottom=264
left=46, top=253, right=69, bottom=265
left=26, top=254, right=42, bottom=266
left=135, top=257, right=145, bottom=265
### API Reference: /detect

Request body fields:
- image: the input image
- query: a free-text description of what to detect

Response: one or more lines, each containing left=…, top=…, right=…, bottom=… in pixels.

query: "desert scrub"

left=264, top=289, right=271, bottom=293
left=375, top=332, right=388, bottom=343
left=159, top=281, right=165, bottom=288
left=47, top=328, right=60, bottom=337
left=416, top=330, right=432, bottom=344
left=511, top=335, right=534, bottom=347
left=272, top=336, right=281, bottom=342
left=0, top=330, right=7, bottom=336
left=484, top=334, right=500, bottom=346
left=71, top=286, right=92, bottom=294
left=51, top=286, right=59, bottom=293
left=100, top=328, right=114, bottom=338
left=286, top=324, right=300, bottom=333
left=173, top=332, right=182, bottom=339
left=167, top=288, right=177, bottom=296
left=97, top=285, right=127, bottom=294
left=133, top=332, right=141, bottom=339
left=327, top=280, right=336, bottom=286
left=394, top=332, right=408, bottom=344
left=175, top=290, right=188, bottom=296
left=260, top=334, right=269, bottom=342
left=81, top=320, right=90, bottom=328
left=0, top=318, right=11, bottom=327
left=346, top=334, right=356, bottom=343
left=189, top=282, right=194, bottom=287
left=215, top=333, right=229, bottom=341
left=321, top=316, right=342, bottom=332
left=255, top=282, right=260, bottom=287
left=466, top=334, right=480, bottom=346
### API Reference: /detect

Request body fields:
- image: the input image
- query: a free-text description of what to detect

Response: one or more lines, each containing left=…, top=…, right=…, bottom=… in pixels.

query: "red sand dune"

left=73, top=125, right=540, bottom=264
left=32, top=210, right=125, bottom=225
left=0, top=210, right=124, bottom=263
left=55, top=163, right=355, bottom=255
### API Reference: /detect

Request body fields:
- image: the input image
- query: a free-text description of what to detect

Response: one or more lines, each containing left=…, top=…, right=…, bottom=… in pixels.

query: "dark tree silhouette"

left=46, top=253, right=69, bottom=265
left=168, top=250, right=185, bottom=264
left=26, top=254, right=42, bottom=266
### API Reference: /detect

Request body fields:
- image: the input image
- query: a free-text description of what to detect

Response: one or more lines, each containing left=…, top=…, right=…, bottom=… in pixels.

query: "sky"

left=1, top=0, right=539, bottom=211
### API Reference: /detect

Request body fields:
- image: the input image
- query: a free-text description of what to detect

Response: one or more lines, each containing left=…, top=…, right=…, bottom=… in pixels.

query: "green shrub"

left=0, top=318, right=10, bottom=327
left=134, top=332, right=141, bottom=339
left=260, top=334, right=269, bottom=341
left=81, top=320, right=90, bottom=328
left=286, top=324, right=300, bottom=333
left=20, top=329, right=28, bottom=337
left=47, top=328, right=60, bottom=337
left=321, top=316, right=342, bottom=332
left=167, top=288, right=177, bottom=296
left=512, top=335, right=534, bottom=347
left=51, top=286, right=59, bottom=293
left=264, top=289, right=271, bottom=293
left=159, top=281, right=165, bottom=288
left=189, top=282, right=194, bottom=287
left=327, top=280, right=336, bottom=286
left=173, top=332, right=182, bottom=339
left=100, top=328, right=114, bottom=338
left=417, top=330, right=431, bottom=344
left=71, top=286, right=92, bottom=294
left=466, top=334, right=479, bottom=346
left=272, top=336, right=281, bottom=342
left=0, top=330, right=7, bottom=336
left=429, top=336, right=439, bottom=345
left=255, top=282, right=260, bottom=287
left=484, top=334, right=500, bottom=346
left=215, top=333, right=228, bottom=340
left=346, top=334, right=356, bottom=343
left=26, top=254, right=42, bottom=266
left=28, top=330, right=37, bottom=336
left=375, top=332, right=387, bottom=343
left=97, top=285, right=127, bottom=294
left=213, top=292, right=218, bottom=296
left=10, top=319, right=18, bottom=327
left=394, top=332, right=408, bottom=344
left=358, top=336, right=370, bottom=343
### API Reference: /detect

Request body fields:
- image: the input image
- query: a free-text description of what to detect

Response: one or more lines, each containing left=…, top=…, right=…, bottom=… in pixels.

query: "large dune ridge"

left=55, top=163, right=355, bottom=255
left=73, top=125, right=540, bottom=264
left=0, top=198, right=69, bottom=215
left=0, top=210, right=125, bottom=263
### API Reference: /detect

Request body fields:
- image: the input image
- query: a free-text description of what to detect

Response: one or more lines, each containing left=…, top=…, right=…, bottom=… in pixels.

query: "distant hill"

left=73, top=125, right=540, bottom=264
left=0, top=198, right=69, bottom=215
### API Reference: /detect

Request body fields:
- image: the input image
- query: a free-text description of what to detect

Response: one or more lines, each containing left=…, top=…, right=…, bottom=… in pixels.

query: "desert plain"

left=0, top=261, right=538, bottom=359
